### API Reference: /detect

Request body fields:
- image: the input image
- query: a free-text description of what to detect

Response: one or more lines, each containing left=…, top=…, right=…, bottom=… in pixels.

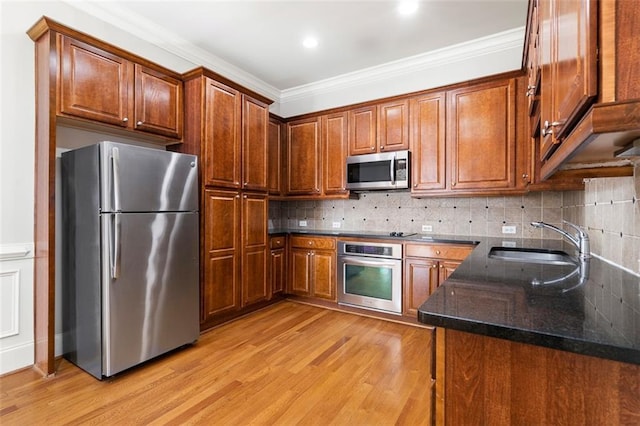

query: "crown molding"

left=279, top=26, right=525, bottom=103
left=61, top=0, right=523, bottom=110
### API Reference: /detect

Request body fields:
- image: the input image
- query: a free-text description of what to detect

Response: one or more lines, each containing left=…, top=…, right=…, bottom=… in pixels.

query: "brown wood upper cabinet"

left=58, top=35, right=183, bottom=140
left=537, top=0, right=598, bottom=161
left=268, top=116, right=284, bottom=195
left=348, top=100, right=409, bottom=156
left=286, top=117, right=321, bottom=195
left=447, top=77, right=518, bottom=191
left=410, top=92, right=446, bottom=191
left=286, top=113, right=349, bottom=197
left=185, top=72, right=269, bottom=191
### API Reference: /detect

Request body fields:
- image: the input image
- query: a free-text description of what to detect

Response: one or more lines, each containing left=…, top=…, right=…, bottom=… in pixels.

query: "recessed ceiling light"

left=397, top=0, right=419, bottom=16
left=302, top=36, right=319, bottom=49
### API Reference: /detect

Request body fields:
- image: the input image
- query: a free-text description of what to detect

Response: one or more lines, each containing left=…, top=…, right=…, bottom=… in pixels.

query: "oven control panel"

left=339, top=241, right=402, bottom=259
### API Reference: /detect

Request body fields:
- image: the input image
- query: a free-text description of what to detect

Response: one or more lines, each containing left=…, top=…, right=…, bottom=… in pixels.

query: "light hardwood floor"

left=0, top=301, right=434, bottom=425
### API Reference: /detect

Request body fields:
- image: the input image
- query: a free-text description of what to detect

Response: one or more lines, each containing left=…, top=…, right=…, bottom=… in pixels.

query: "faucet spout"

left=530, top=220, right=590, bottom=259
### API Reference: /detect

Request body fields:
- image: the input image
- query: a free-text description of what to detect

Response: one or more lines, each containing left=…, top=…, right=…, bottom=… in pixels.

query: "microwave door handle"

left=389, top=153, right=396, bottom=185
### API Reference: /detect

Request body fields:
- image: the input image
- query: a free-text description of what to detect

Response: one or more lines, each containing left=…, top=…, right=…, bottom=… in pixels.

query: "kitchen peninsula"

left=418, top=237, right=640, bottom=424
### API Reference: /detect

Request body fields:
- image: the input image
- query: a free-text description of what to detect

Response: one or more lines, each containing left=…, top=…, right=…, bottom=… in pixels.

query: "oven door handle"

left=340, top=256, right=400, bottom=268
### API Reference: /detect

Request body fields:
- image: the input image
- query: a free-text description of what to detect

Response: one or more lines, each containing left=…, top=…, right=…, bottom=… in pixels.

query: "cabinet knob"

left=526, top=85, right=536, bottom=97
left=380, top=145, right=385, bottom=150
left=436, top=250, right=441, bottom=255
left=136, top=121, right=144, bottom=126
left=243, top=195, right=248, bottom=199
left=440, top=265, right=444, bottom=268
left=371, top=146, right=375, bottom=151
left=522, top=173, right=529, bottom=180
left=432, top=265, right=437, bottom=269
left=414, top=183, right=418, bottom=188
left=235, top=195, right=240, bottom=198
left=452, top=182, right=456, bottom=187
left=122, top=117, right=129, bottom=123
left=308, top=241, right=312, bottom=245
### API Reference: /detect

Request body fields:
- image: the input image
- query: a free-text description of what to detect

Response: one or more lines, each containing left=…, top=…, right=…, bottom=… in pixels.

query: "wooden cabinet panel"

left=203, top=189, right=241, bottom=321
left=349, top=106, right=377, bottom=155
left=268, top=117, right=283, bottom=195
left=270, top=246, right=286, bottom=297
left=287, top=117, right=321, bottom=194
left=290, top=236, right=336, bottom=250
left=410, top=93, right=446, bottom=191
left=242, top=95, right=269, bottom=191
left=322, top=112, right=348, bottom=195
left=378, top=99, right=409, bottom=152
left=311, top=251, right=336, bottom=301
left=242, top=193, right=268, bottom=305
left=403, top=243, right=473, bottom=317
left=404, top=258, right=439, bottom=317
left=448, top=78, right=516, bottom=190
left=290, top=248, right=312, bottom=296
left=288, top=236, right=336, bottom=300
left=538, top=0, right=597, bottom=160
left=405, top=243, right=473, bottom=261
left=59, top=35, right=131, bottom=127
left=133, top=64, right=183, bottom=139
left=204, top=79, right=242, bottom=189
left=58, top=35, right=183, bottom=140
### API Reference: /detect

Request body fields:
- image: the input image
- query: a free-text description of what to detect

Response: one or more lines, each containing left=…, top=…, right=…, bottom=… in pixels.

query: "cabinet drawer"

left=405, top=243, right=474, bottom=261
left=290, top=236, right=336, bottom=250
left=270, top=236, right=286, bottom=249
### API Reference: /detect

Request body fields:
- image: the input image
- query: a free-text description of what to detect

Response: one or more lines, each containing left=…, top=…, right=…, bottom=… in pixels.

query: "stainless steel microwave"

left=346, top=150, right=410, bottom=191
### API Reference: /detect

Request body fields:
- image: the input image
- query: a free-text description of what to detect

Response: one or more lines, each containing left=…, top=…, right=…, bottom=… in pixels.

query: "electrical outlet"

left=332, top=221, right=341, bottom=229
left=422, top=225, right=433, bottom=232
left=299, top=220, right=308, bottom=227
left=502, top=225, right=517, bottom=234
left=501, top=241, right=517, bottom=248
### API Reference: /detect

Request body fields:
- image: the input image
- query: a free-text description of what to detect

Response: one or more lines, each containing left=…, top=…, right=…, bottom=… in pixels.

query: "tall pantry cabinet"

left=175, top=67, right=273, bottom=330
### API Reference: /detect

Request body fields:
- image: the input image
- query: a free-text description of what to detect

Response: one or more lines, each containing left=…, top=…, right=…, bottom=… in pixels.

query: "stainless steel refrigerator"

left=61, top=141, right=199, bottom=379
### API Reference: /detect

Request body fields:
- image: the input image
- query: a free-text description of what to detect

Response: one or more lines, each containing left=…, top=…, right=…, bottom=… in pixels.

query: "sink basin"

left=488, top=247, right=576, bottom=266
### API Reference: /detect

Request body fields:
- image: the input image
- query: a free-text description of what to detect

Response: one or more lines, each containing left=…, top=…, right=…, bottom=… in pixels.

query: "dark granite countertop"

left=270, top=229, right=640, bottom=365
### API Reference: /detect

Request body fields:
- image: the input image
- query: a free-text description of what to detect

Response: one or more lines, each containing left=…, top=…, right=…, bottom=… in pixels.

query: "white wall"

left=0, top=0, right=198, bottom=375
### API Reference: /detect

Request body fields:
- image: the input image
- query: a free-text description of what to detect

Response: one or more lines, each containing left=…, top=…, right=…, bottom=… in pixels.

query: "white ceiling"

left=70, top=0, right=528, bottom=96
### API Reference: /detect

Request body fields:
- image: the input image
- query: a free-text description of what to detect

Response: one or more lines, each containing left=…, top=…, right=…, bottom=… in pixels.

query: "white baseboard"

left=0, top=341, right=34, bottom=376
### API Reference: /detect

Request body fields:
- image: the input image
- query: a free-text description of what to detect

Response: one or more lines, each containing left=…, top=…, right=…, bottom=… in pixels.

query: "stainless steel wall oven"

left=337, top=240, right=402, bottom=315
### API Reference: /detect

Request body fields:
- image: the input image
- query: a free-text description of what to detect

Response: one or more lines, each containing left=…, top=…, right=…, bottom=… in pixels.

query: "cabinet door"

left=203, top=190, right=241, bottom=322
left=439, top=260, right=462, bottom=283
left=268, top=117, right=283, bottom=195
left=448, top=78, right=516, bottom=190
left=550, top=0, right=597, bottom=141
left=410, top=93, right=446, bottom=191
left=322, top=112, right=349, bottom=195
left=538, top=0, right=555, bottom=160
left=270, top=248, right=286, bottom=297
left=242, top=95, right=269, bottom=191
left=59, top=35, right=131, bottom=127
left=204, top=78, right=241, bottom=188
left=378, top=99, right=409, bottom=152
left=242, top=193, right=268, bottom=305
left=349, top=106, right=377, bottom=155
left=289, top=248, right=311, bottom=296
left=403, top=258, right=439, bottom=317
left=287, top=117, right=321, bottom=195
left=311, top=250, right=336, bottom=301
left=134, top=64, right=183, bottom=139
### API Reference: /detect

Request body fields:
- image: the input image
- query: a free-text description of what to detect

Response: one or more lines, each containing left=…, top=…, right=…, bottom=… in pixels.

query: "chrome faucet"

left=530, top=220, right=591, bottom=259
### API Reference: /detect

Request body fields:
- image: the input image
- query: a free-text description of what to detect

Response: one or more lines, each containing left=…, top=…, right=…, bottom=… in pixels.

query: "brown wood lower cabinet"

left=288, top=236, right=336, bottom=301
left=269, top=236, right=286, bottom=298
left=403, top=243, right=474, bottom=317
left=202, top=189, right=268, bottom=329
left=436, top=328, right=640, bottom=425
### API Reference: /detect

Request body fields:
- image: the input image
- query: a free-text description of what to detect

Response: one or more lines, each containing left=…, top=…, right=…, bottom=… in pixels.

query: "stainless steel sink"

left=488, top=247, right=576, bottom=266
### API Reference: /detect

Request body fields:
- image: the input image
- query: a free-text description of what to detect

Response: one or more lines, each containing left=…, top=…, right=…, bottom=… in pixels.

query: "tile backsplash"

left=563, top=168, right=640, bottom=275
left=270, top=163, right=640, bottom=275
left=270, top=191, right=565, bottom=240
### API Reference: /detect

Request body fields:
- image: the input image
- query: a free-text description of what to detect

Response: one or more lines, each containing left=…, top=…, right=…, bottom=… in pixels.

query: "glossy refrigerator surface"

left=62, top=141, right=199, bottom=379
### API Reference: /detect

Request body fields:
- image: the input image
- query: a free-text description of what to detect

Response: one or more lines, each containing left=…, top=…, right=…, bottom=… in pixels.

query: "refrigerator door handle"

left=110, top=214, right=121, bottom=279
left=112, top=147, right=121, bottom=212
